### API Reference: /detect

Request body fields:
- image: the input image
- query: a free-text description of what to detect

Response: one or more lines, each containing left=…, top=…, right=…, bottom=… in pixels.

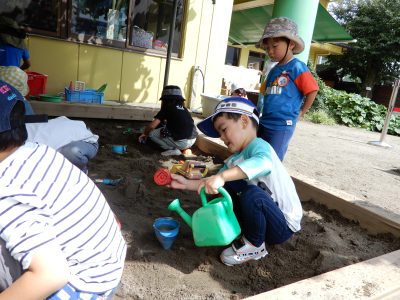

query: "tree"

left=327, top=0, right=400, bottom=97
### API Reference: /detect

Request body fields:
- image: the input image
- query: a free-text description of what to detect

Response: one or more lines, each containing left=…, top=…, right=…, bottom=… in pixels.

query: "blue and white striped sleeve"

left=0, top=194, right=58, bottom=270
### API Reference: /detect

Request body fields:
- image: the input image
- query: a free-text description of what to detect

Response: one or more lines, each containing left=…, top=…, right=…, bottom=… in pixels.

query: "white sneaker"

left=161, top=149, right=182, bottom=156
left=220, top=236, right=268, bottom=266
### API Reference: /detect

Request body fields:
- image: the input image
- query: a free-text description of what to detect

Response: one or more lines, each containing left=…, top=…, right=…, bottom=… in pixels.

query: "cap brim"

left=197, top=113, right=220, bottom=138
left=24, top=114, right=48, bottom=124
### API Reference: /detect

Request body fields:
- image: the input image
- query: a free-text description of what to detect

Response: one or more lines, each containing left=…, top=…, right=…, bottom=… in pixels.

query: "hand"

left=169, top=173, right=188, bottom=190
left=138, top=134, right=148, bottom=144
left=198, top=174, right=225, bottom=195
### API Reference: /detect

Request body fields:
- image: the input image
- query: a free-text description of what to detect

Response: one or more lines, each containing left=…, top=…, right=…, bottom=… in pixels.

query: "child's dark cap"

left=160, top=85, right=185, bottom=102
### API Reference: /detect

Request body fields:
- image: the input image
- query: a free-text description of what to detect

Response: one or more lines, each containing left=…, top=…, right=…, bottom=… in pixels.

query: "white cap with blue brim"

left=197, top=97, right=259, bottom=138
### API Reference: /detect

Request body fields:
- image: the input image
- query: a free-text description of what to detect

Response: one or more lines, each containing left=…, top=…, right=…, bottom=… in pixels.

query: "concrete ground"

left=285, top=120, right=400, bottom=224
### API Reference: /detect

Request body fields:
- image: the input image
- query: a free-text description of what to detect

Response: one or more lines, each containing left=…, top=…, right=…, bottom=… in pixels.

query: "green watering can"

left=168, top=187, right=241, bottom=247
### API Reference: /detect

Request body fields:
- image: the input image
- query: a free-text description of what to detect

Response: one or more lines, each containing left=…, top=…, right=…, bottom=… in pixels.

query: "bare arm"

left=170, top=173, right=203, bottom=191
left=0, top=245, right=69, bottom=300
left=20, top=58, right=31, bottom=71
left=138, top=118, right=161, bottom=142
left=198, top=166, right=247, bottom=194
left=299, top=90, right=318, bottom=118
left=143, top=119, right=161, bottom=135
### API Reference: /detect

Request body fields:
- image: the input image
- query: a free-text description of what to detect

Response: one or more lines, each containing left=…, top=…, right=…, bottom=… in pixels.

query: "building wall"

left=26, top=0, right=234, bottom=105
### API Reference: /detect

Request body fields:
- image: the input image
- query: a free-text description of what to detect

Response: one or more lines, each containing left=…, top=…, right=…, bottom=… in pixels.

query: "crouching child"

left=0, top=80, right=126, bottom=299
left=169, top=97, right=302, bottom=266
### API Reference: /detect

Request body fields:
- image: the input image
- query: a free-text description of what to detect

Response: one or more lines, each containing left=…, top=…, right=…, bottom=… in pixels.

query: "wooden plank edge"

left=195, top=135, right=231, bottom=160
left=30, top=100, right=156, bottom=121
left=245, top=249, right=400, bottom=300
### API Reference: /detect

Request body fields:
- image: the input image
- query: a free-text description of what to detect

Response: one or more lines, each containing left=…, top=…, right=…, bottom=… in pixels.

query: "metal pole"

left=368, top=78, right=400, bottom=148
left=163, top=0, right=178, bottom=87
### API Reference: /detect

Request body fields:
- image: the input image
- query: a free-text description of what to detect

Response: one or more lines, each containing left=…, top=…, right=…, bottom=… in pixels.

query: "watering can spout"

left=168, top=199, right=192, bottom=229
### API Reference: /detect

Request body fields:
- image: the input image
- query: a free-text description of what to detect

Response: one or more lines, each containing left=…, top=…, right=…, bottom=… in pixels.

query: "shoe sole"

left=220, top=251, right=268, bottom=266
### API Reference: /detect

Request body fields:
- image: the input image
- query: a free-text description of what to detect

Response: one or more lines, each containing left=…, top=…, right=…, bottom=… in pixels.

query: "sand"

left=82, top=118, right=400, bottom=300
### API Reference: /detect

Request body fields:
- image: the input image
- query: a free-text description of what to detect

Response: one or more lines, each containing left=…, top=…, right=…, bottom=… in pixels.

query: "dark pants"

left=225, top=181, right=293, bottom=247
left=257, top=125, right=295, bottom=161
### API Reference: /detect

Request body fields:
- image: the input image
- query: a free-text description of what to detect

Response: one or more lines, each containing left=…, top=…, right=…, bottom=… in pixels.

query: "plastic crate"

left=27, top=71, right=48, bottom=98
left=64, top=88, right=104, bottom=104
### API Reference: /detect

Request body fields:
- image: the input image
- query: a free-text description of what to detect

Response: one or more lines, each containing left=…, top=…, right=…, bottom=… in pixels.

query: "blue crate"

left=64, top=88, right=104, bottom=104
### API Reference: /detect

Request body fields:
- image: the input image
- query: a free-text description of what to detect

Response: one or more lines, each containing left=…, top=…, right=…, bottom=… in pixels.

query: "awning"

left=229, top=3, right=353, bottom=45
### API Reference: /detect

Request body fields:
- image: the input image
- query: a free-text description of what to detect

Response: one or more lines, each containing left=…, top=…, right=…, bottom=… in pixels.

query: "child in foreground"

left=169, top=97, right=302, bottom=266
left=0, top=80, right=126, bottom=299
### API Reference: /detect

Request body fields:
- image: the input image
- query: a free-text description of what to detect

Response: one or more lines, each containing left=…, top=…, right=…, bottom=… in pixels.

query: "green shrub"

left=304, top=110, right=336, bottom=125
left=388, top=114, right=400, bottom=135
left=308, top=68, right=400, bottom=136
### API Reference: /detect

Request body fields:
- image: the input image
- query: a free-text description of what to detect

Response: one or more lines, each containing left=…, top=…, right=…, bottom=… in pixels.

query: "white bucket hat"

left=197, top=97, right=259, bottom=138
left=257, top=17, right=304, bottom=54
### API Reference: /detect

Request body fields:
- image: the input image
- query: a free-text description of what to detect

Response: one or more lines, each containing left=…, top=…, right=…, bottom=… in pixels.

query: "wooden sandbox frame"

left=32, top=101, right=400, bottom=299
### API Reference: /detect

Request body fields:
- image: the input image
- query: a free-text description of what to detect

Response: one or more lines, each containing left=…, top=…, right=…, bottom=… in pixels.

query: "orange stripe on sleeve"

left=294, top=72, right=319, bottom=95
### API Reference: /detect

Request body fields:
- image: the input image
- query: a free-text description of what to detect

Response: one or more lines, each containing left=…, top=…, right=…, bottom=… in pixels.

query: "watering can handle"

left=200, top=187, right=233, bottom=212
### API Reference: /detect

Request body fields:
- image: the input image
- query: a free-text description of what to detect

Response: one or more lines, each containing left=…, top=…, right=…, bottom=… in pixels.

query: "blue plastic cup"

left=153, top=217, right=180, bottom=250
left=111, top=144, right=127, bottom=154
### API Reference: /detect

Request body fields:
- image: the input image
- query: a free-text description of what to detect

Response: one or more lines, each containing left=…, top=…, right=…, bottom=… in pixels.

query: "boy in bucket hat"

left=0, top=80, right=126, bottom=299
left=169, top=97, right=302, bottom=266
left=139, top=85, right=198, bottom=156
left=257, top=17, right=319, bottom=161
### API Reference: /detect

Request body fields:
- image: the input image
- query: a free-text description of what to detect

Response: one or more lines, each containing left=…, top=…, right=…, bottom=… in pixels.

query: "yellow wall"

left=79, top=45, right=123, bottom=101
left=26, top=0, right=234, bottom=104
left=28, top=37, right=78, bottom=96
left=309, top=42, right=344, bottom=67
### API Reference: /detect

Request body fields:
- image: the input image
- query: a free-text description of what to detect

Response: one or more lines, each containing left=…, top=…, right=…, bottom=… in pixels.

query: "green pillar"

left=272, top=0, right=319, bottom=63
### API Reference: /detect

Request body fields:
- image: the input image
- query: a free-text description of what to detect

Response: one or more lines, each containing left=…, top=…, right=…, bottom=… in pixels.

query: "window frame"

left=67, top=0, right=130, bottom=49
left=225, top=46, right=241, bottom=67
left=247, top=50, right=266, bottom=71
left=22, top=0, right=67, bottom=38
left=125, top=0, right=185, bottom=58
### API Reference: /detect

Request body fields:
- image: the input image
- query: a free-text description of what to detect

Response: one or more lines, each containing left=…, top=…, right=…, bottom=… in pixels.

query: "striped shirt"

left=0, top=142, right=126, bottom=294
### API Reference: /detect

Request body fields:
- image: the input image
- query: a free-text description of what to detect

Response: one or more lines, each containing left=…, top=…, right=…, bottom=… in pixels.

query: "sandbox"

left=80, top=118, right=400, bottom=299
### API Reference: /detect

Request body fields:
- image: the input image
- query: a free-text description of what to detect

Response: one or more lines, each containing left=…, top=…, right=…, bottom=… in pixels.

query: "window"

left=70, top=0, right=129, bottom=46
left=225, top=46, right=240, bottom=66
left=248, top=51, right=266, bottom=71
left=317, top=55, right=328, bottom=65
left=130, top=0, right=184, bottom=53
left=1, top=0, right=186, bottom=56
left=2, top=0, right=63, bottom=37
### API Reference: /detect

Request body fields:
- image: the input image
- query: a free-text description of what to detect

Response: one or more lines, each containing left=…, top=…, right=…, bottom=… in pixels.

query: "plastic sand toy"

left=154, top=168, right=172, bottom=186
left=94, top=178, right=123, bottom=186
left=170, top=160, right=208, bottom=180
left=168, top=187, right=241, bottom=247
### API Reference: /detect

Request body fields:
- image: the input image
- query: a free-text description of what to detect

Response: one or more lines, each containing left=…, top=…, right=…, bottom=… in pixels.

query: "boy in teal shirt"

left=170, top=97, right=302, bottom=266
